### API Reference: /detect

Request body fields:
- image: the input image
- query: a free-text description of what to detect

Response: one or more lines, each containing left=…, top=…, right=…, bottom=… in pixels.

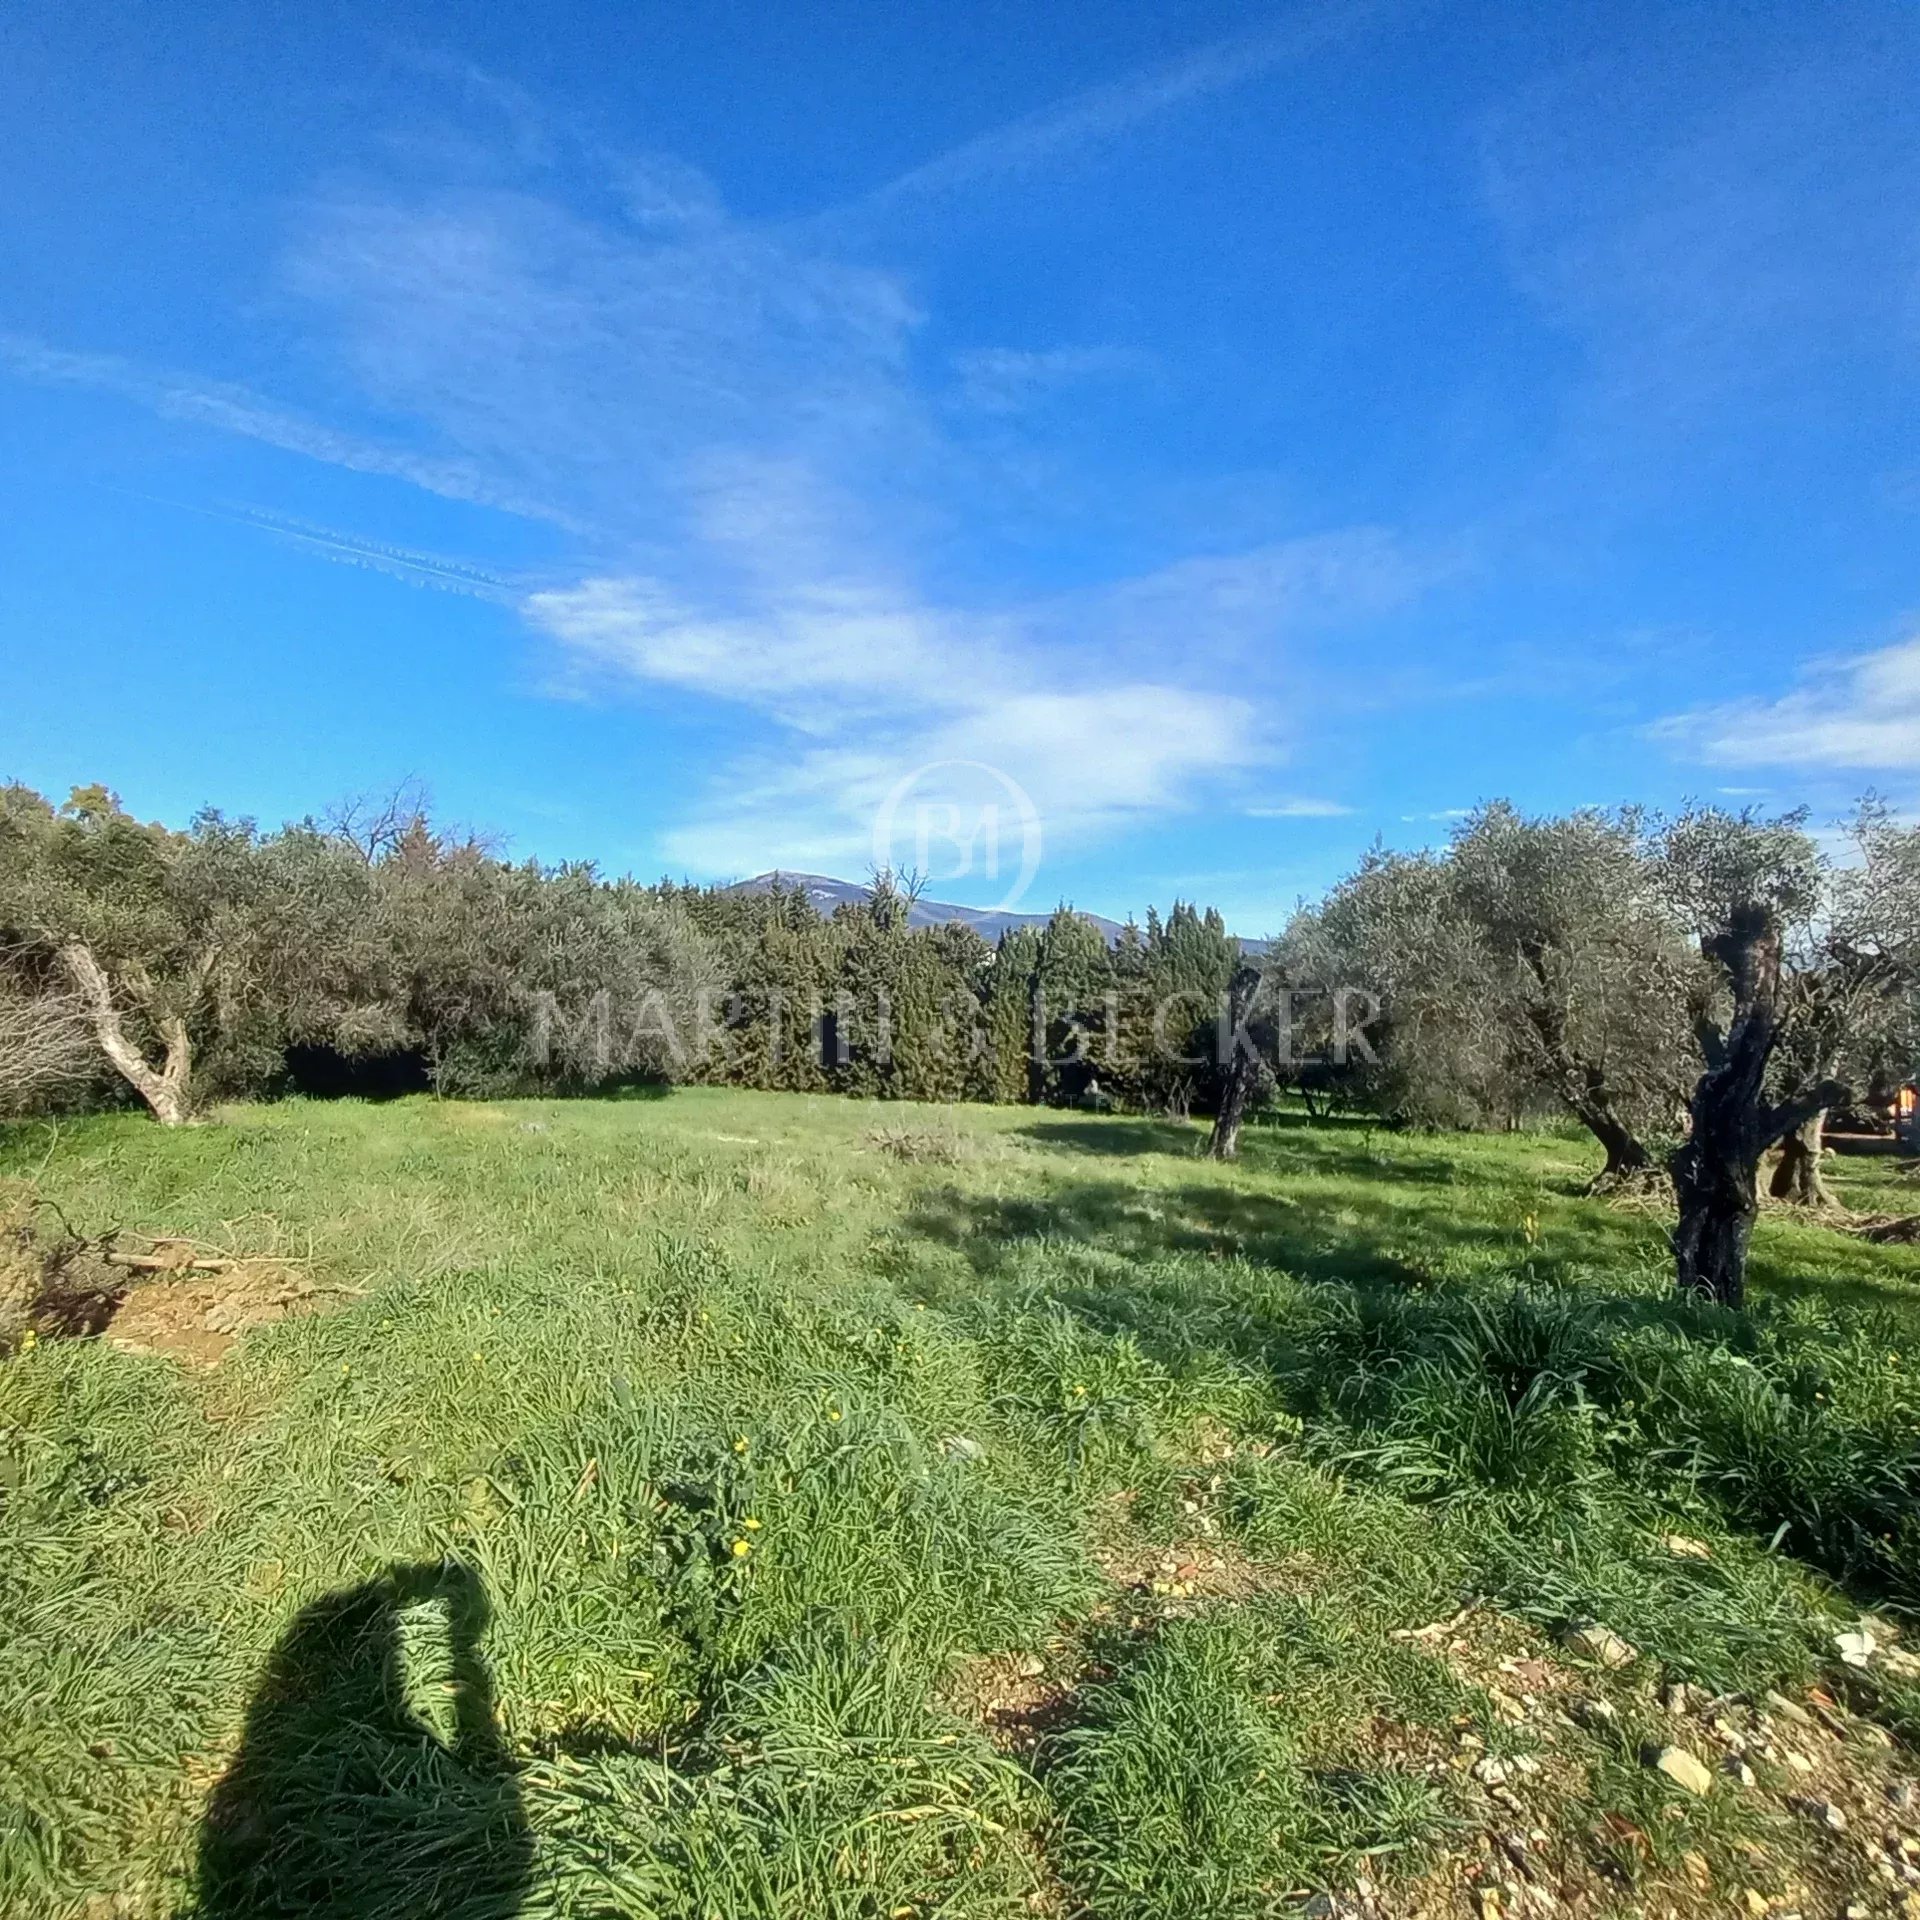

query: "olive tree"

left=0, top=784, right=233, bottom=1124
left=1446, top=803, right=1696, bottom=1186
left=1289, top=844, right=1523, bottom=1129
left=1653, top=807, right=1846, bottom=1306
left=1206, top=962, right=1269, bottom=1160
left=1763, top=798, right=1920, bottom=1205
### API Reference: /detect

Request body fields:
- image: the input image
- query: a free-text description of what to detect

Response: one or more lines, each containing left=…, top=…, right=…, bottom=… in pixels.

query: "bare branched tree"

left=321, top=779, right=433, bottom=867
left=0, top=976, right=94, bottom=1117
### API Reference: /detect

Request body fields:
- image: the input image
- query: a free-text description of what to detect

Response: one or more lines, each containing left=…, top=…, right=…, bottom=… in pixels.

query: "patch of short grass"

left=1046, top=1598, right=1472, bottom=1918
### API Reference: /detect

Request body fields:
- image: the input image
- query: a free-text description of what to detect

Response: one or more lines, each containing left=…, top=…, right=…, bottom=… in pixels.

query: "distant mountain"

left=722, top=871, right=1130, bottom=946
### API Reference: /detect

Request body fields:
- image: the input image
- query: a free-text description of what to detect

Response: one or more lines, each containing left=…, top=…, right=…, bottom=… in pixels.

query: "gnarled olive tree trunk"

left=1670, top=1128, right=1759, bottom=1309
left=1565, top=1075, right=1655, bottom=1188
left=1671, top=905, right=1845, bottom=1308
left=1768, top=1110, right=1834, bottom=1207
left=1516, top=956, right=1655, bottom=1189
left=59, top=941, right=196, bottom=1125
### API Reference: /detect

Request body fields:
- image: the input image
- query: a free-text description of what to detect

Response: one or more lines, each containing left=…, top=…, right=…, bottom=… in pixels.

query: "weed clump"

left=866, top=1122, right=983, bottom=1166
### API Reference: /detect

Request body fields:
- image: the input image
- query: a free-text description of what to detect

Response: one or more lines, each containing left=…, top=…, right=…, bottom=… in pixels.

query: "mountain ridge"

left=721, top=870, right=1130, bottom=945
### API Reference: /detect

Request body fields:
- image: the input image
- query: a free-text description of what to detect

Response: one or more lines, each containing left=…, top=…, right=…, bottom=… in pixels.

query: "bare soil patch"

left=941, top=1649, right=1080, bottom=1755
left=2, top=1193, right=347, bottom=1365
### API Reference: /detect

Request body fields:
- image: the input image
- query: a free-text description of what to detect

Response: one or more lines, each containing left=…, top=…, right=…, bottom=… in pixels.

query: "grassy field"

left=3, top=1089, right=1920, bottom=1919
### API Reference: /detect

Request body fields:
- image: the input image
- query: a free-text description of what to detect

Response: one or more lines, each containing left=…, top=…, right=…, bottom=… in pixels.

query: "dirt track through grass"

left=3, top=1091, right=1919, bottom=1917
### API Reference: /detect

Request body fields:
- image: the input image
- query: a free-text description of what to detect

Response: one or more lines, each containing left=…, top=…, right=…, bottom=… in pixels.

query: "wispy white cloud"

left=951, top=344, right=1151, bottom=414
left=848, top=2, right=1385, bottom=216
left=655, top=684, right=1265, bottom=881
left=522, top=514, right=1418, bottom=884
left=524, top=529, right=1353, bottom=878
left=526, top=570, right=993, bottom=724
left=1475, top=30, right=1920, bottom=464
left=1245, top=797, right=1354, bottom=818
left=1653, top=635, right=1920, bottom=771
left=1063, top=529, right=1426, bottom=671
left=0, top=333, right=576, bottom=528
left=273, top=186, right=924, bottom=541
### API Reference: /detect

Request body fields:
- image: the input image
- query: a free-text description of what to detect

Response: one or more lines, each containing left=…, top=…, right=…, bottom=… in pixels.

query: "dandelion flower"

left=731, top=1538, right=752, bottom=1557
left=743, top=1516, right=762, bottom=1531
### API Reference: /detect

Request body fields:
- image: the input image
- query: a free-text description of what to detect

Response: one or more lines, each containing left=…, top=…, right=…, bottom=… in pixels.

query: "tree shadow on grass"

left=1017, top=1114, right=1514, bottom=1196
left=912, top=1174, right=1432, bottom=1290
left=904, top=1169, right=1920, bottom=1613
left=906, top=1175, right=1715, bottom=1372
left=1004, top=1124, right=1920, bottom=1316
left=1016, top=1116, right=1206, bottom=1159
left=909, top=1163, right=1657, bottom=1296
left=193, top=1562, right=531, bottom=1920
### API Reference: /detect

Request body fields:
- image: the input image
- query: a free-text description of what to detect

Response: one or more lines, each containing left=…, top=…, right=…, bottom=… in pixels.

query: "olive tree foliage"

left=253, top=822, right=720, bottom=1096
left=339, top=822, right=718, bottom=1095
left=0, top=784, right=231, bottom=1123
left=0, top=782, right=719, bottom=1121
left=1445, top=803, right=1697, bottom=1183
left=1282, top=844, right=1531, bottom=1131
left=1305, top=799, right=1914, bottom=1302
left=1761, top=799, right=1920, bottom=1205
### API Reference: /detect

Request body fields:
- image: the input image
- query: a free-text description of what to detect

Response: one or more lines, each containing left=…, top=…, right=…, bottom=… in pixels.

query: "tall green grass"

left=0, top=1092, right=1916, bottom=1916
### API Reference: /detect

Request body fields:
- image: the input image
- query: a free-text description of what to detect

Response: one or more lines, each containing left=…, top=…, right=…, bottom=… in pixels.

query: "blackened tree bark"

left=1671, top=904, right=1846, bottom=1307
left=1208, top=965, right=1264, bottom=1162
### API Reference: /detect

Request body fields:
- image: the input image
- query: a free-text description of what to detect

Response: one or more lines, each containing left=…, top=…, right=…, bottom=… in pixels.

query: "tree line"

left=0, top=781, right=1249, bottom=1119
left=2, top=780, right=1915, bottom=1308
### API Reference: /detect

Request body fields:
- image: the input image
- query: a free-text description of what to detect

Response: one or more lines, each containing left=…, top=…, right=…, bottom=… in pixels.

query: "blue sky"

left=2, top=0, right=1917, bottom=932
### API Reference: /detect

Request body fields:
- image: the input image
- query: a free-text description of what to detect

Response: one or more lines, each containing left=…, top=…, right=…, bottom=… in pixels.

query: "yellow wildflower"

left=731, top=1538, right=752, bottom=1557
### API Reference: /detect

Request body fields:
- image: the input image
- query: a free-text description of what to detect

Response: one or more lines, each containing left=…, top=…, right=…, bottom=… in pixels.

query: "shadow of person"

left=194, top=1561, right=531, bottom=1918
